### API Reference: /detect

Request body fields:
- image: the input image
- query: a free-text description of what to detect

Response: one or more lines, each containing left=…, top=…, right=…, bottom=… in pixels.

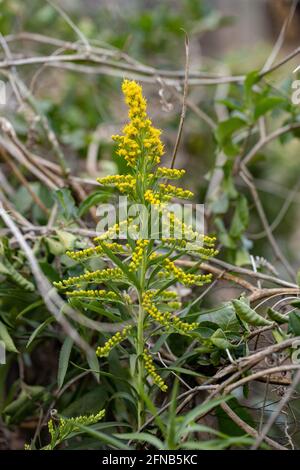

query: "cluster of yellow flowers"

left=94, top=220, right=131, bottom=242
left=53, top=267, right=123, bottom=289
left=96, top=326, right=132, bottom=357
left=112, top=80, right=164, bottom=168
left=159, top=183, right=194, bottom=200
left=142, top=291, right=198, bottom=333
left=97, top=174, right=136, bottom=194
left=143, top=349, right=168, bottom=392
left=66, top=242, right=127, bottom=261
left=46, top=409, right=106, bottom=449
left=156, top=167, right=185, bottom=179
left=149, top=289, right=179, bottom=300
left=159, top=258, right=212, bottom=287
left=161, top=238, right=187, bottom=248
left=129, top=239, right=150, bottom=271
left=144, top=189, right=164, bottom=206
left=66, top=245, right=103, bottom=261
left=66, top=289, right=118, bottom=301
left=55, top=409, right=106, bottom=435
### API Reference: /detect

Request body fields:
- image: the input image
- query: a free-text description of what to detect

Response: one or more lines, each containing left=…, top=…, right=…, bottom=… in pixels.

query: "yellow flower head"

left=112, top=79, right=164, bottom=168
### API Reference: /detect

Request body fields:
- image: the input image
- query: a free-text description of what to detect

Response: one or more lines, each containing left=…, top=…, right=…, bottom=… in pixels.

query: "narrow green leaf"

left=0, top=320, right=18, bottom=353
left=58, top=336, right=74, bottom=389
left=74, top=423, right=130, bottom=449
left=178, top=396, right=231, bottom=437
left=26, top=317, right=54, bottom=348
left=115, top=432, right=163, bottom=449
left=87, top=351, right=100, bottom=384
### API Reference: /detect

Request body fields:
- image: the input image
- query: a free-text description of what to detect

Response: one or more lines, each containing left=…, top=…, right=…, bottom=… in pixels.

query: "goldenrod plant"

left=54, top=80, right=217, bottom=427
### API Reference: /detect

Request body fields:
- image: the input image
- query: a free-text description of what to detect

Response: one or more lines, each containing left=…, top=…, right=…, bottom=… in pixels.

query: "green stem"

left=137, top=301, right=145, bottom=429
left=136, top=250, right=147, bottom=429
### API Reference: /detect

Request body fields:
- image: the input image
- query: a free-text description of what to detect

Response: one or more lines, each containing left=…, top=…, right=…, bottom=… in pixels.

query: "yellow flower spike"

left=156, top=167, right=186, bottom=179
left=97, top=175, right=136, bottom=194
left=160, top=258, right=212, bottom=287
left=112, top=80, right=164, bottom=168
left=143, top=350, right=167, bottom=392
left=94, top=220, right=131, bottom=242
left=96, top=326, right=132, bottom=357
left=66, top=242, right=127, bottom=262
left=129, top=239, right=150, bottom=271
left=159, top=183, right=194, bottom=200
left=65, top=289, right=118, bottom=301
left=144, top=189, right=164, bottom=206
left=53, top=267, right=123, bottom=289
left=142, top=291, right=198, bottom=334
left=66, top=245, right=104, bottom=261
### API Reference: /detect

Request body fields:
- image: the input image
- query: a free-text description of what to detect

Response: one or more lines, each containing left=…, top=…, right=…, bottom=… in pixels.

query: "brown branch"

left=248, top=287, right=299, bottom=302
left=242, top=123, right=300, bottom=167
left=220, top=402, right=286, bottom=450
left=170, top=33, right=189, bottom=169
left=252, top=368, right=300, bottom=449
left=241, top=169, right=295, bottom=281
left=225, top=365, right=300, bottom=393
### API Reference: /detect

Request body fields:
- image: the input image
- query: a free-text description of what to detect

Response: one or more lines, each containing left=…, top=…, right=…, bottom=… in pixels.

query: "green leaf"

left=272, top=328, right=289, bottom=343
left=58, top=336, right=74, bottom=389
left=74, top=423, right=130, bottom=449
left=178, top=396, right=231, bottom=437
left=78, top=190, right=111, bottom=217
left=289, top=311, right=300, bottom=336
left=181, top=436, right=254, bottom=450
left=199, top=304, right=240, bottom=332
left=232, top=299, right=272, bottom=327
left=244, top=70, right=260, bottom=102
left=215, top=117, right=246, bottom=156
left=210, top=328, right=232, bottom=350
left=254, top=96, right=287, bottom=120
left=215, top=117, right=246, bottom=144
left=267, top=307, right=288, bottom=325
left=54, top=188, right=78, bottom=220
left=56, top=230, right=77, bottom=250
left=99, top=241, right=139, bottom=288
left=115, top=432, right=163, bottom=449
left=230, top=195, right=249, bottom=238
left=26, top=318, right=54, bottom=348
left=46, top=237, right=65, bottom=256
left=0, top=320, right=18, bottom=353
left=87, top=351, right=100, bottom=384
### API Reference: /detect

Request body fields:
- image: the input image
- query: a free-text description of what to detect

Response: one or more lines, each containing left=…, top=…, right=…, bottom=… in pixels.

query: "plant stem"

left=136, top=249, right=147, bottom=429
left=137, top=300, right=145, bottom=429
